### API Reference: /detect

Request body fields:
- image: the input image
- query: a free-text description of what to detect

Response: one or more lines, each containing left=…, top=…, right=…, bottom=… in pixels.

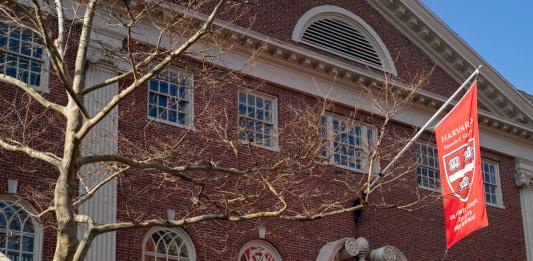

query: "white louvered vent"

left=301, top=18, right=383, bottom=68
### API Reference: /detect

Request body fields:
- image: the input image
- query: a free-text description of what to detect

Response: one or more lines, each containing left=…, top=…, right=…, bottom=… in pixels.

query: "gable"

left=366, top=0, right=533, bottom=127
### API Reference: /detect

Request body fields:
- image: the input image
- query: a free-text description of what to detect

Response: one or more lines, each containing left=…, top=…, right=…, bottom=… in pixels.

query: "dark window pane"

left=148, top=105, right=157, bottom=117
left=149, top=80, right=158, bottom=91
left=169, top=84, right=178, bottom=96
left=168, top=110, right=177, bottom=123
left=159, top=81, right=168, bottom=94
left=178, top=113, right=186, bottom=124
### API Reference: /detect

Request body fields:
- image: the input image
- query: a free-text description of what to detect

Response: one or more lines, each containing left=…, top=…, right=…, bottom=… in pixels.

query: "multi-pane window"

left=148, top=70, right=193, bottom=127
left=415, top=143, right=441, bottom=190
left=482, top=161, right=502, bottom=206
left=238, top=91, right=277, bottom=148
left=320, top=115, right=375, bottom=171
left=415, top=144, right=504, bottom=206
left=0, top=22, right=47, bottom=89
left=143, top=227, right=195, bottom=261
left=0, top=200, right=37, bottom=261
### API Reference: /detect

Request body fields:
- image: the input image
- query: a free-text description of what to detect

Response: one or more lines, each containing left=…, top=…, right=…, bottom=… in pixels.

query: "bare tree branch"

left=0, top=138, right=61, bottom=166
left=31, top=0, right=90, bottom=119
left=0, top=74, right=66, bottom=115
left=75, top=0, right=226, bottom=140
left=76, top=154, right=278, bottom=180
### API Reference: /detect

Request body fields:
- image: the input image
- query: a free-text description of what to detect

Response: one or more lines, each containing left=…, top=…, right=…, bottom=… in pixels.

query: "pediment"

left=366, top=0, right=533, bottom=128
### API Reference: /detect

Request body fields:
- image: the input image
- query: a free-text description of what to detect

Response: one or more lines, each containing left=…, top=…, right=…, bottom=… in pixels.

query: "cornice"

left=207, top=23, right=533, bottom=145
left=86, top=1, right=533, bottom=145
left=366, top=0, right=533, bottom=127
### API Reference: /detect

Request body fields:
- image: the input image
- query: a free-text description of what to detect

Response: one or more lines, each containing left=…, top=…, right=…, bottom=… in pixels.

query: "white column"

left=79, top=64, right=118, bottom=261
left=515, top=158, right=533, bottom=261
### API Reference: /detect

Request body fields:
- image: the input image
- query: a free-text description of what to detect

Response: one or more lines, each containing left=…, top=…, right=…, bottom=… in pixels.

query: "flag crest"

left=434, top=81, right=488, bottom=249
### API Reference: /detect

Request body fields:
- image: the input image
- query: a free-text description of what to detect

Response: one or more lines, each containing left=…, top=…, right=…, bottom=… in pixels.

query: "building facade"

left=1, top=0, right=533, bottom=260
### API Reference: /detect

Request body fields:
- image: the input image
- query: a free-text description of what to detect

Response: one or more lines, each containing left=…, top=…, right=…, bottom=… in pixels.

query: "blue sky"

left=421, top=0, right=533, bottom=94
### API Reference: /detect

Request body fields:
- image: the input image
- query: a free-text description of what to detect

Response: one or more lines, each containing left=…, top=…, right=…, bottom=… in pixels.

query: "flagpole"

left=366, top=65, right=482, bottom=193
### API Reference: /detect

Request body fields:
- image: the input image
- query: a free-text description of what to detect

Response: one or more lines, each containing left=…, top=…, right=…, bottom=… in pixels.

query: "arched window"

left=238, top=240, right=282, bottom=261
left=142, top=227, right=196, bottom=261
left=0, top=198, right=43, bottom=261
left=292, top=5, right=397, bottom=75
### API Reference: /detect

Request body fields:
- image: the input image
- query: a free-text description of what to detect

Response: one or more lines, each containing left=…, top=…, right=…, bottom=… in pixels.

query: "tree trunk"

left=53, top=95, right=82, bottom=260
left=53, top=169, right=79, bottom=261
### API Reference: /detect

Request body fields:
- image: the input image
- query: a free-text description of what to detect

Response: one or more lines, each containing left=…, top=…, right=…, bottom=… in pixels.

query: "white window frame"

left=238, top=240, right=282, bottom=261
left=0, top=196, right=44, bottom=261
left=237, top=90, right=279, bottom=151
left=292, top=5, right=397, bottom=75
left=146, top=69, right=194, bottom=130
left=321, top=114, right=376, bottom=172
left=142, top=226, right=196, bottom=261
left=415, top=142, right=441, bottom=191
left=481, top=159, right=504, bottom=208
left=0, top=21, right=50, bottom=92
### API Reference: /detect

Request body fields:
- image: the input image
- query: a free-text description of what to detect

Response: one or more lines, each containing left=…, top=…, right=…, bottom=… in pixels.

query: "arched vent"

left=301, top=18, right=382, bottom=68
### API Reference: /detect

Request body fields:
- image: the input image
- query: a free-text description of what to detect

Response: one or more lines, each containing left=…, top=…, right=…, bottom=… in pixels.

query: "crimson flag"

left=434, top=81, right=488, bottom=249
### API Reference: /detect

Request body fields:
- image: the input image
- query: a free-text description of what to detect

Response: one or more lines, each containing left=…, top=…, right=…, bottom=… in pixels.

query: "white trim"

left=0, top=196, right=43, bottom=261
left=81, top=5, right=533, bottom=156
left=142, top=227, right=196, bottom=261
left=292, top=5, right=397, bottom=75
left=238, top=240, right=282, bottom=261
left=415, top=142, right=441, bottom=192
left=481, top=159, right=505, bottom=209
left=238, top=89, right=279, bottom=151
left=85, top=6, right=533, bottom=141
left=80, top=64, right=118, bottom=261
left=520, top=186, right=533, bottom=261
left=38, top=53, right=50, bottom=93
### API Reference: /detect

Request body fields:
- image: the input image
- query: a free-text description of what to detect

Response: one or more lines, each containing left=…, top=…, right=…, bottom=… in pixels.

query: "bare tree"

left=0, top=0, right=435, bottom=260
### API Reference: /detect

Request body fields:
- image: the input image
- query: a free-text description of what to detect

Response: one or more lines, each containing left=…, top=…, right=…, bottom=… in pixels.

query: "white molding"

left=520, top=186, right=533, bottom=261
left=83, top=6, right=533, bottom=157
left=215, top=48, right=533, bottom=161
left=291, top=5, right=397, bottom=75
left=78, top=64, right=118, bottom=261
left=86, top=8, right=533, bottom=144
left=142, top=227, right=196, bottom=261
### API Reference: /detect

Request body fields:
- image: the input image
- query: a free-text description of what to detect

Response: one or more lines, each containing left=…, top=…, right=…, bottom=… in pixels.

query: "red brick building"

left=1, top=0, right=533, bottom=261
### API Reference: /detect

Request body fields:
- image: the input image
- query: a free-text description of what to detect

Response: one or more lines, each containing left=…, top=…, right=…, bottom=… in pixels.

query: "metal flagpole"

left=366, top=65, right=482, bottom=193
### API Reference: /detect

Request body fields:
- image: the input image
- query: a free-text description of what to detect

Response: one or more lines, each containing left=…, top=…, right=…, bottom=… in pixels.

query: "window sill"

left=417, top=184, right=441, bottom=193
left=486, top=202, right=505, bottom=209
left=239, top=140, right=279, bottom=152
left=147, top=116, right=196, bottom=131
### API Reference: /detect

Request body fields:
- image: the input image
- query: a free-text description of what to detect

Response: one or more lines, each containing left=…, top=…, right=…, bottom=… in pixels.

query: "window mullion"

left=328, top=116, right=334, bottom=165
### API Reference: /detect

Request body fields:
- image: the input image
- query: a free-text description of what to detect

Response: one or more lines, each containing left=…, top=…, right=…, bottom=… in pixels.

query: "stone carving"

left=344, top=238, right=360, bottom=256
left=370, top=245, right=407, bottom=261
left=514, top=158, right=533, bottom=188
left=316, top=237, right=404, bottom=261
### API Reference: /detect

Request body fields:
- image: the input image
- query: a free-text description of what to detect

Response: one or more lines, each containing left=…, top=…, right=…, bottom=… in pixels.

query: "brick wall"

left=111, top=66, right=525, bottom=259
left=0, top=1, right=527, bottom=261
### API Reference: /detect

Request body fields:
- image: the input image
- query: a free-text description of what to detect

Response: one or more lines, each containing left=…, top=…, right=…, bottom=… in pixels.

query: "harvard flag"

left=434, top=81, right=488, bottom=249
